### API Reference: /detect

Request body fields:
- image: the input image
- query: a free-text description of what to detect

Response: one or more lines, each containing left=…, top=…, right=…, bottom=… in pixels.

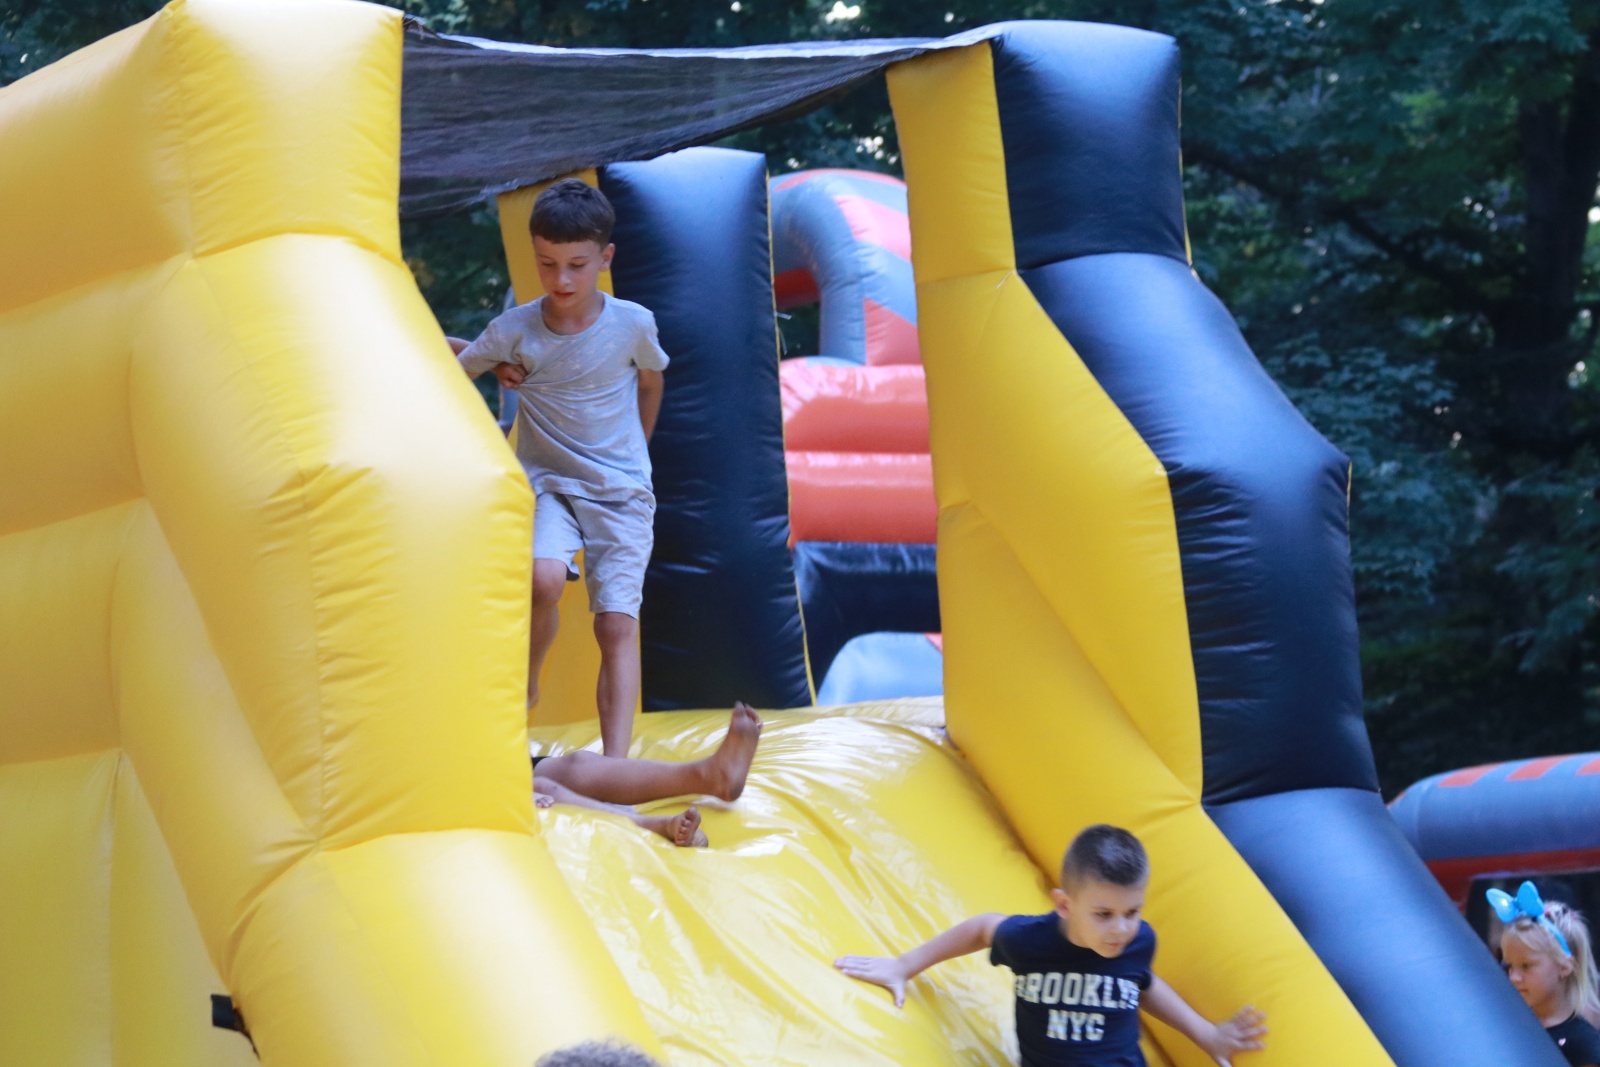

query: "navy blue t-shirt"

left=989, top=914, right=1155, bottom=1067
left=1550, top=1013, right=1600, bottom=1066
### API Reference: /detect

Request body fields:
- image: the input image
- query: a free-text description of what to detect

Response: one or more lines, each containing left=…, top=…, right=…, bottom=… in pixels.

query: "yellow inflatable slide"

left=5, top=2, right=1492, bottom=1066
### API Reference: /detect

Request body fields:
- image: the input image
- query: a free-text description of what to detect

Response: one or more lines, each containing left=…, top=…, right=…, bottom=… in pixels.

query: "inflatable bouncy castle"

left=1392, top=752, right=1600, bottom=907
left=770, top=169, right=943, bottom=701
left=0, top=2, right=1566, bottom=1065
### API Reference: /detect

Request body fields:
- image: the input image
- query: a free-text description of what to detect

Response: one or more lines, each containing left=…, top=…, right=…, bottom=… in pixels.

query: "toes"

left=677, top=807, right=702, bottom=847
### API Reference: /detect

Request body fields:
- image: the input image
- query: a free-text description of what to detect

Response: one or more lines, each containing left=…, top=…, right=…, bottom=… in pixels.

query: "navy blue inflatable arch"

left=600, top=149, right=812, bottom=711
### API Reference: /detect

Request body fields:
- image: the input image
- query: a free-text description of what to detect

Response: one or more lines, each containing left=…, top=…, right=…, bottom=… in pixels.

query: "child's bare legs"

left=535, top=702, right=763, bottom=805
left=594, top=611, right=639, bottom=757
left=535, top=776, right=706, bottom=848
left=527, top=559, right=570, bottom=709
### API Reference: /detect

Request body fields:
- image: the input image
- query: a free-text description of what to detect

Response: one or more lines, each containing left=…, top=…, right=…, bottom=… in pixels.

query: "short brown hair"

left=1061, top=824, right=1148, bottom=890
left=530, top=179, right=615, bottom=246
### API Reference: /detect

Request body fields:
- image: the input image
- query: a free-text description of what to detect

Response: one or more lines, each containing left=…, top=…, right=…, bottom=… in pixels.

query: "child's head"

left=534, top=1040, right=663, bottom=1067
left=1498, top=891, right=1600, bottom=1024
left=1050, top=824, right=1149, bottom=959
left=529, top=179, right=616, bottom=307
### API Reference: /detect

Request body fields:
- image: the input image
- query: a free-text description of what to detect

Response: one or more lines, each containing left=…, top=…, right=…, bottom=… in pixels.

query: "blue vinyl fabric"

left=769, top=170, right=918, bottom=361
left=985, top=22, right=1555, bottom=1067
left=991, top=22, right=1186, bottom=270
left=1210, top=790, right=1565, bottom=1067
left=1389, top=754, right=1600, bottom=864
left=815, top=631, right=944, bottom=705
left=601, top=148, right=812, bottom=710
left=990, top=22, right=1372, bottom=804
left=792, top=541, right=939, bottom=683
left=1023, top=254, right=1372, bottom=802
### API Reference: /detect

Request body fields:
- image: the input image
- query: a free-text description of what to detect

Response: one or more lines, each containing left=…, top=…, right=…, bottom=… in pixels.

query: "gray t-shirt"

left=459, top=293, right=670, bottom=502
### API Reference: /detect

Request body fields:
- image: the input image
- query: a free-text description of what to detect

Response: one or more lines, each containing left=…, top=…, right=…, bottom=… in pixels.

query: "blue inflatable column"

left=601, top=149, right=812, bottom=711
left=973, top=23, right=1560, bottom=1067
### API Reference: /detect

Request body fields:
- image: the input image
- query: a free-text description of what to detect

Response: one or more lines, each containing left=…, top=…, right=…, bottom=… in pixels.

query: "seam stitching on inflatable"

left=951, top=496, right=1200, bottom=805
left=170, top=253, right=331, bottom=841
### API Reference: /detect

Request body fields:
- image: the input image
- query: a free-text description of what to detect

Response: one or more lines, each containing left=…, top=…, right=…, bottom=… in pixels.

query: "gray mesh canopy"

left=399, top=27, right=993, bottom=217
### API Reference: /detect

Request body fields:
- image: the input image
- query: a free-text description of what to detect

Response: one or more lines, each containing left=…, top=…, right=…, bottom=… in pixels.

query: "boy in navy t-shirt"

left=835, top=825, right=1267, bottom=1066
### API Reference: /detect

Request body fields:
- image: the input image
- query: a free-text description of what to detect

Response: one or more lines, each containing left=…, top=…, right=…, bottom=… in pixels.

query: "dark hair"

left=530, top=179, right=615, bottom=246
left=1060, top=824, right=1148, bottom=890
left=534, top=1041, right=663, bottom=1067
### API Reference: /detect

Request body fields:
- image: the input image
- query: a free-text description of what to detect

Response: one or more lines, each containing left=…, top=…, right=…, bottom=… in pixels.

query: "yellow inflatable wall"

left=0, top=2, right=659, bottom=1062
left=887, top=45, right=1392, bottom=1066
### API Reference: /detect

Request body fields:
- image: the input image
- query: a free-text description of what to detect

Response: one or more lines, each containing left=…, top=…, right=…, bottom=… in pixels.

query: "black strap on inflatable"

left=211, top=994, right=259, bottom=1056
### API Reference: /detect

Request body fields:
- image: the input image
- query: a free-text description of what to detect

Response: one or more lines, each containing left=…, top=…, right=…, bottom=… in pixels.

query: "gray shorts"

left=533, top=492, right=654, bottom=617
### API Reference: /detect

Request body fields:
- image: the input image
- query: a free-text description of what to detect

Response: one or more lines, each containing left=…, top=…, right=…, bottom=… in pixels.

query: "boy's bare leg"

left=527, top=559, right=569, bottom=709
left=593, top=611, right=640, bottom=757
left=535, top=775, right=706, bottom=847
left=534, top=702, right=763, bottom=805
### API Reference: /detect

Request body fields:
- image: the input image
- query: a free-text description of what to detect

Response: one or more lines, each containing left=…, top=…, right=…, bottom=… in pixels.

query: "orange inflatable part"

left=780, top=361, right=931, bottom=453
left=786, top=451, right=938, bottom=544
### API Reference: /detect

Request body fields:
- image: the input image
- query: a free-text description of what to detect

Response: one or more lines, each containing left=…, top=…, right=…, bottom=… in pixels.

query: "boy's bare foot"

left=703, top=701, right=762, bottom=802
left=635, top=806, right=707, bottom=848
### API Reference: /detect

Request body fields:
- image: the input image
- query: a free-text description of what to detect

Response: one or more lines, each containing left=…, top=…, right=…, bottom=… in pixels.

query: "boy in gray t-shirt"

left=450, top=180, right=668, bottom=758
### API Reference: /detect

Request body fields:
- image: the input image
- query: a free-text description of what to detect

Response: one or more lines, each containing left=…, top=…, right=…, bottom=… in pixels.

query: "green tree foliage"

left=5, top=0, right=1595, bottom=791
left=1140, top=0, right=1600, bottom=788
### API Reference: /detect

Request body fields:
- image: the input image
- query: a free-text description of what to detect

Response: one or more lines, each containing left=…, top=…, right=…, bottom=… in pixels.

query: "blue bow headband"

left=1488, top=881, right=1572, bottom=957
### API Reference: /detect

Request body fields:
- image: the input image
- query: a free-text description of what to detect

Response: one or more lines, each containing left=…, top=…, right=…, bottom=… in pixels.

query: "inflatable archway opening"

left=771, top=168, right=921, bottom=368
left=769, top=171, right=945, bottom=697
left=0, top=4, right=1568, bottom=1066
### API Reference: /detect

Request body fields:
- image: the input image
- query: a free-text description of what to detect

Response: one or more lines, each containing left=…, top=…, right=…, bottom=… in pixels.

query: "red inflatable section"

left=863, top=298, right=922, bottom=366
left=782, top=360, right=937, bottom=544
left=773, top=268, right=820, bottom=309
left=781, top=362, right=930, bottom=452
left=786, top=452, right=937, bottom=543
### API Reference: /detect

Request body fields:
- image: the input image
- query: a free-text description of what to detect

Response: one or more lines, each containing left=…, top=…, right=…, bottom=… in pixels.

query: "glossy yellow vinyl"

left=0, top=2, right=657, bottom=1063
left=530, top=701, right=1172, bottom=1067
left=889, top=44, right=1393, bottom=1065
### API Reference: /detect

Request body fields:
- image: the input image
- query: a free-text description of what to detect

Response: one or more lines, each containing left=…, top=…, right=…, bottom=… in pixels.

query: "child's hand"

left=493, top=362, right=526, bottom=389
left=1201, top=1005, right=1267, bottom=1066
left=834, top=955, right=913, bottom=1008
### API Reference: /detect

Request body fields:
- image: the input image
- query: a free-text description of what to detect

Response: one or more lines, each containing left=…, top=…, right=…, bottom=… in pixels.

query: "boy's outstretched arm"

left=1141, top=975, right=1267, bottom=1067
left=834, top=913, right=1006, bottom=1008
left=637, top=368, right=664, bottom=441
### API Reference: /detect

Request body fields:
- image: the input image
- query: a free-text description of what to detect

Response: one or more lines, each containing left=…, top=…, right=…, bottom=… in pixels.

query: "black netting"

left=399, top=28, right=995, bottom=218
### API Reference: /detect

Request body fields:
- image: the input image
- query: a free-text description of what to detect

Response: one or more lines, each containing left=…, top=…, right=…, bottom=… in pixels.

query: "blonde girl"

left=1491, top=881, right=1600, bottom=1066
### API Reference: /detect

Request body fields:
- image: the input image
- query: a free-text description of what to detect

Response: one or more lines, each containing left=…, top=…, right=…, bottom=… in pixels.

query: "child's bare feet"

left=635, top=806, right=707, bottom=848
left=703, top=701, right=762, bottom=802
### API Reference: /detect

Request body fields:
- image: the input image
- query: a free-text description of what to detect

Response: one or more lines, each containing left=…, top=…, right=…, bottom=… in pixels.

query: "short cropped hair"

left=534, top=1041, right=663, bottom=1067
left=530, top=179, right=615, bottom=246
left=1060, top=824, right=1149, bottom=890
